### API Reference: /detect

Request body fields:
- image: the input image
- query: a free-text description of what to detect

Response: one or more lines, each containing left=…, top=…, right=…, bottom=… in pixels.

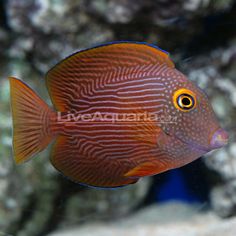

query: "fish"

left=9, top=41, right=229, bottom=188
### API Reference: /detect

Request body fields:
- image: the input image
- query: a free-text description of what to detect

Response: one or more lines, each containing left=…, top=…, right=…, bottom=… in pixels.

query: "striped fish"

left=9, top=42, right=228, bottom=188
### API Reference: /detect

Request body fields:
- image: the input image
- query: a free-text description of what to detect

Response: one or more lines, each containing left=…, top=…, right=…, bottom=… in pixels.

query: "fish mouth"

left=210, top=128, right=229, bottom=149
left=184, top=128, right=229, bottom=152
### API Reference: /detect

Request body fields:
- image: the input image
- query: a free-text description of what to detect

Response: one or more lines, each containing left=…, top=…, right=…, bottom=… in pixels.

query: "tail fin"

left=9, top=77, right=55, bottom=164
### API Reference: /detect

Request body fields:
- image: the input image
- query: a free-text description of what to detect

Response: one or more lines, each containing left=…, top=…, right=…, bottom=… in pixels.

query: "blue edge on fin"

left=67, top=41, right=169, bottom=62
left=85, top=40, right=170, bottom=56
left=61, top=173, right=130, bottom=190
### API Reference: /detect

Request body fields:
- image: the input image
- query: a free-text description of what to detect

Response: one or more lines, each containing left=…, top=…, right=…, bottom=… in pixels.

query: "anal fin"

left=50, top=136, right=140, bottom=188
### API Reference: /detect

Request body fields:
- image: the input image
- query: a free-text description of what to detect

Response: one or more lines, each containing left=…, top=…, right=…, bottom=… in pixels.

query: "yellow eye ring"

left=173, top=88, right=197, bottom=112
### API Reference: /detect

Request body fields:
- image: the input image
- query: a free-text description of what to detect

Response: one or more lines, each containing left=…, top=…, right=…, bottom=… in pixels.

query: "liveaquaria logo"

left=57, top=111, right=178, bottom=124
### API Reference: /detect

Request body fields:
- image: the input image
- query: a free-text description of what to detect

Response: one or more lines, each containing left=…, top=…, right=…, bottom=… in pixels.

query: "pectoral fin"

left=124, top=161, right=168, bottom=178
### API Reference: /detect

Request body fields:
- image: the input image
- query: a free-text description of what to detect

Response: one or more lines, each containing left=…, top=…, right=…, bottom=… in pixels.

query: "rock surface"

left=50, top=202, right=236, bottom=236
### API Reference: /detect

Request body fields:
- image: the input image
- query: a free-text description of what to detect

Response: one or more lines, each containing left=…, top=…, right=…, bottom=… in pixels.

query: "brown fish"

left=9, top=42, right=228, bottom=188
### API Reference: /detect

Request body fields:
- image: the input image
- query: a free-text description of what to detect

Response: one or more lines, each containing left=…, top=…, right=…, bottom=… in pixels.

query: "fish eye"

left=173, top=88, right=196, bottom=112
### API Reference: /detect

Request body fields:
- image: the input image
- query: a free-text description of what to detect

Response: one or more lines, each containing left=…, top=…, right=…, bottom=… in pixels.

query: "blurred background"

left=0, top=0, right=236, bottom=235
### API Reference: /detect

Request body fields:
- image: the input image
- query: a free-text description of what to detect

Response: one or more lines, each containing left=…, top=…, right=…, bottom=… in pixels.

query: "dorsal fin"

left=45, top=41, right=174, bottom=111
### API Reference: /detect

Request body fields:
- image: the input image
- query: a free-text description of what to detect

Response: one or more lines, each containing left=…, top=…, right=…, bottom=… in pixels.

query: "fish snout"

left=210, top=128, right=229, bottom=149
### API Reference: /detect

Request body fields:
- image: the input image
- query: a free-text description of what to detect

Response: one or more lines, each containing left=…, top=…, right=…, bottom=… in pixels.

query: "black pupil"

left=182, top=97, right=191, bottom=106
left=177, top=94, right=194, bottom=110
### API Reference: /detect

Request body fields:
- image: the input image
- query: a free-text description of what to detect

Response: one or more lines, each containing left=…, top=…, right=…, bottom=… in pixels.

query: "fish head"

left=159, top=69, right=228, bottom=157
